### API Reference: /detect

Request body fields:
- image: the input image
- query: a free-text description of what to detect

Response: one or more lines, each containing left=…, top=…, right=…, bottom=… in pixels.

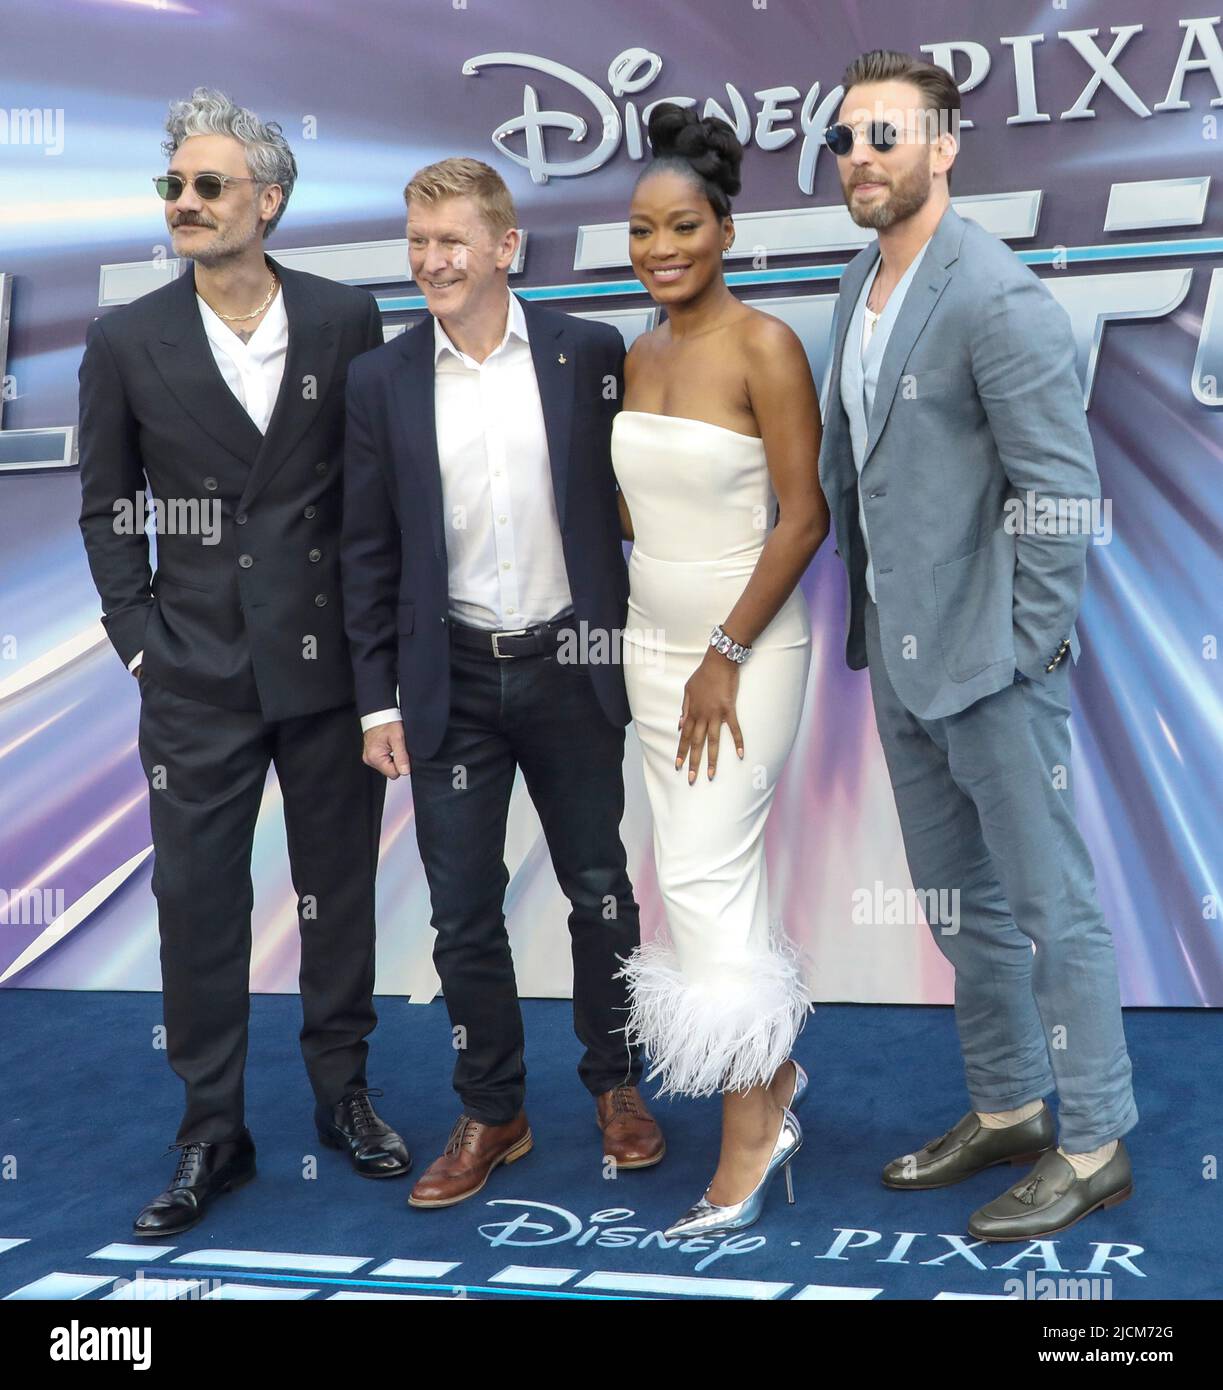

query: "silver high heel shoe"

left=663, top=1107, right=803, bottom=1240
left=780, top=1058, right=808, bottom=1110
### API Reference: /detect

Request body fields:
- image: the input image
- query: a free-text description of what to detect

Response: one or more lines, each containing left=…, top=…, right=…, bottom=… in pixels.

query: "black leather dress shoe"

left=133, top=1129, right=256, bottom=1237
left=315, top=1087, right=411, bottom=1178
left=882, top=1105, right=1056, bottom=1190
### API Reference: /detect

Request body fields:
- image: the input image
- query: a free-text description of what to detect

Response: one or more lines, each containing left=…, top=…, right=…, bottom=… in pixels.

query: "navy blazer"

left=340, top=294, right=631, bottom=759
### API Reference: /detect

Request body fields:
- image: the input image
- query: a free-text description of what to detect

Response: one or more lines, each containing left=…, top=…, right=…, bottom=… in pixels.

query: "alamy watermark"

left=851, top=880, right=960, bottom=935
left=556, top=620, right=665, bottom=667
left=0, top=887, right=65, bottom=926
left=113, top=495, right=221, bottom=545
left=0, top=107, right=65, bottom=156
left=1003, top=491, right=1113, bottom=545
left=1004, top=1269, right=1114, bottom=1300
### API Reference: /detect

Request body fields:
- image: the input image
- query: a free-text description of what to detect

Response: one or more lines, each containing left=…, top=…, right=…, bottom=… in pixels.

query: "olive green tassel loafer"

left=967, top=1141, right=1133, bottom=1241
left=882, top=1104, right=1055, bottom=1190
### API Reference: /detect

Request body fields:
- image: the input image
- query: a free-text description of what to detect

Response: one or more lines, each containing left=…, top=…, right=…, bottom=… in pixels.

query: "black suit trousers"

left=137, top=672, right=385, bottom=1143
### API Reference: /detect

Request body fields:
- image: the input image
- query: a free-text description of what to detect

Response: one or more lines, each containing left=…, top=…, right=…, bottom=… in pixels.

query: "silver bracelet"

left=710, top=624, right=752, bottom=664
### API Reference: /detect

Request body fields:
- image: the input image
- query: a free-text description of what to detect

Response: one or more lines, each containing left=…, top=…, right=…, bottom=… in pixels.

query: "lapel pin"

left=558, top=353, right=567, bottom=364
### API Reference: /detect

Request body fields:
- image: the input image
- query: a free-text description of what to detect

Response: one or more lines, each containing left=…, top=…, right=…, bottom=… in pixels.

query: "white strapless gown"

left=611, top=411, right=812, bottom=1097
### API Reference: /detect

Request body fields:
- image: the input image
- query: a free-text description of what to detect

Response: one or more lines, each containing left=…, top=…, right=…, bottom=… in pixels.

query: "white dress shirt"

left=361, top=290, right=573, bottom=732
left=130, top=286, right=288, bottom=673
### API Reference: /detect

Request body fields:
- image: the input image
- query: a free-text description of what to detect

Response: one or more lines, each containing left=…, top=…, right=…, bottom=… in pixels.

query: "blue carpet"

left=0, top=992, right=1216, bottom=1300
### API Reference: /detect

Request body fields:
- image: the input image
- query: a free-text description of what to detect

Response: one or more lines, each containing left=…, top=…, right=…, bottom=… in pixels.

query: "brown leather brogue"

left=595, top=1084, right=665, bottom=1169
left=408, top=1112, right=533, bottom=1209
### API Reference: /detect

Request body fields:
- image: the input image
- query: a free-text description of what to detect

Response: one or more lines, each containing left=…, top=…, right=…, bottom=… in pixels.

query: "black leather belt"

left=449, top=611, right=575, bottom=660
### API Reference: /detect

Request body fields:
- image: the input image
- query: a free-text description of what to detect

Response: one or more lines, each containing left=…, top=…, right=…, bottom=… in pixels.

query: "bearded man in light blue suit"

left=818, top=50, right=1138, bottom=1241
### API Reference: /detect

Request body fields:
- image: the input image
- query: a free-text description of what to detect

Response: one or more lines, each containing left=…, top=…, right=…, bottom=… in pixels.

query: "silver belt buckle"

left=491, top=626, right=529, bottom=659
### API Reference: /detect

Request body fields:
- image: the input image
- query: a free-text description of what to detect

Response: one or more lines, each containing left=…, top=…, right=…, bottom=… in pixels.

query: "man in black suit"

left=77, top=88, right=410, bottom=1237
left=341, top=157, right=664, bottom=1207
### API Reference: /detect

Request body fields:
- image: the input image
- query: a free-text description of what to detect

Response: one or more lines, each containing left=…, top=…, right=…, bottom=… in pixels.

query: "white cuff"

left=360, top=708, right=402, bottom=732
left=128, top=650, right=144, bottom=673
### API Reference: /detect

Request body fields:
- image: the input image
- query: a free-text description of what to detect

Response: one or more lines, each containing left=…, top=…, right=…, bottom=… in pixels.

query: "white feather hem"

left=614, top=924, right=812, bottom=1099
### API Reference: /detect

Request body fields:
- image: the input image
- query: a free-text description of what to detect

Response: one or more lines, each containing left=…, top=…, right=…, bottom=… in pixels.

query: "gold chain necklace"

left=207, top=272, right=279, bottom=323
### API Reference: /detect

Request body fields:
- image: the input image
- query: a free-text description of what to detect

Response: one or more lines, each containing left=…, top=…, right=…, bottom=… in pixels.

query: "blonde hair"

left=404, top=157, right=517, bottom=238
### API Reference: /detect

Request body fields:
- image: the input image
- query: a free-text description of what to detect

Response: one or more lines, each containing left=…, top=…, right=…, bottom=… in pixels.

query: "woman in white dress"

left=612, top=104, right=829, bottom=1237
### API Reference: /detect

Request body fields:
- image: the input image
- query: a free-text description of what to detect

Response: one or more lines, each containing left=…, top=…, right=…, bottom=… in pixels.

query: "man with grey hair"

left=78, top=87, right=410, bottom=1237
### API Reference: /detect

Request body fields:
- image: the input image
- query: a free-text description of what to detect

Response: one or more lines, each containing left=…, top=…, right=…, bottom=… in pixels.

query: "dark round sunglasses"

left=824, top=122, right=900, bottom=157
left=153, top=173, right=263, bottom=201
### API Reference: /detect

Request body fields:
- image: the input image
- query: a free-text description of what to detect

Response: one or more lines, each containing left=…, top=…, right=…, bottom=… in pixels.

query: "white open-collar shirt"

left=197, top=284, right=289, bottom=434
left=359, top=289, right=573, bottom=731
left=129, top=287, right=288, bottom=675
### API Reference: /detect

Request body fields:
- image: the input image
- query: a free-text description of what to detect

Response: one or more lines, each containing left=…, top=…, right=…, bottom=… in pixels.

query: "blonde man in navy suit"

left=341, top=158, right=665, bottom=1208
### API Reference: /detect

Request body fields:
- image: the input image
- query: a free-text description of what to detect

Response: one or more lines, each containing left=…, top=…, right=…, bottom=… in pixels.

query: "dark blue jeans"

left=409, top=631, right=643, bottom=1124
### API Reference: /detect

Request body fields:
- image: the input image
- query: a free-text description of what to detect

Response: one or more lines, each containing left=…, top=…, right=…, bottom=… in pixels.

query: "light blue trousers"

left=864, top=597, right=1138, bottom=1152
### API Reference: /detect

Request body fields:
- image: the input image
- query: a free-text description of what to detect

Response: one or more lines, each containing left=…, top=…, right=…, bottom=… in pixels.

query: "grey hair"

left=162, top=87, right=297, bottom=236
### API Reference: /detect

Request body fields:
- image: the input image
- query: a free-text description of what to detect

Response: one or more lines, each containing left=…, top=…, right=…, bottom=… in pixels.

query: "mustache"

left=172, top=215, right=214, bottom=228
left=849, top=173, right=889, bottom=187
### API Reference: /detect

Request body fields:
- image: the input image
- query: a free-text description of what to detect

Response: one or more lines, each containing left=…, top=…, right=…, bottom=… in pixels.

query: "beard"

left=171, top=213, right=260, bottom=267
left=844, top=160, right=933, bottom=230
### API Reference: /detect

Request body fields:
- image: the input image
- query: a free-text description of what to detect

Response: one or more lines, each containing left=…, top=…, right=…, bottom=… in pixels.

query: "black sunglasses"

left=153, top=172, right=264, bottom=201
left=824, top=122, right=901, bottom=156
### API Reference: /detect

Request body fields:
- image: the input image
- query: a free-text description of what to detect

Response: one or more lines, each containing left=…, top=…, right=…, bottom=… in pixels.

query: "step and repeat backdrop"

left=0, top=0, right=1219, bottom=1005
